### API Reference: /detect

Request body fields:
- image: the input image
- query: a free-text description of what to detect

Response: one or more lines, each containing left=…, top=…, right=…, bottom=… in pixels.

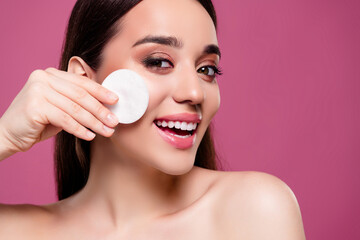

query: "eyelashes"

left=142, top=57, right=173, bottom=69
left=141, top=57, right=223, bottom=78
left=198, top=65, right=223, bottom=76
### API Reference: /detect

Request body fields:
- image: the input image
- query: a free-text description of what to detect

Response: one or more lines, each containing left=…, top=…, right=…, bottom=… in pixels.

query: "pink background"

left=0, top=0, right=359, bottom=239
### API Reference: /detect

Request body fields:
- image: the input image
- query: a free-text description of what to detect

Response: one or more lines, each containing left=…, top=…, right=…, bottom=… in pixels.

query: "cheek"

left=146, top=80, right=165, bottom=110
left=141, top=75, right=175, bottom=116
left=205, top=84, right=221, bottom=120
left=109, top=120, right=154, bottom=163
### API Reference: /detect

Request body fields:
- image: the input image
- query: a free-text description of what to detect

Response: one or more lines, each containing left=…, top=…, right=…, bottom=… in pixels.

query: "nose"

left=172, top=68, right=205, bottom=105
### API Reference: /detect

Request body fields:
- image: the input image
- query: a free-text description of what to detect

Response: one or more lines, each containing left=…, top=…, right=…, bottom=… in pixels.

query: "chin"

left=158, top=162, right=194, bottom=176
left=138, top=148, right=195, bottom=176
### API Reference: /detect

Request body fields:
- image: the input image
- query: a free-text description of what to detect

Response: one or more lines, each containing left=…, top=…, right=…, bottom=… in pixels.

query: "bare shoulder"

left=210, top=170, right=306, bottom=239
left=0, top=203, right=54, bottom=239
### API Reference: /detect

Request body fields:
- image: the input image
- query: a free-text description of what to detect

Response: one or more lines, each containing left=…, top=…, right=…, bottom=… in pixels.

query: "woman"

left=0, top=0, right=306, bottom=238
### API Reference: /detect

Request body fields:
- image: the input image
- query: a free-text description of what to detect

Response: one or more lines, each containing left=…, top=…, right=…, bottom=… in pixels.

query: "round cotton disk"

left=102, top=69, right=149, bottom=124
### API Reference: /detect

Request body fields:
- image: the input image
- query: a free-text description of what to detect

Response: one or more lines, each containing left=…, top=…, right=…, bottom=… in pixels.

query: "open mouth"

left=154, top=120, right=197, bottom=137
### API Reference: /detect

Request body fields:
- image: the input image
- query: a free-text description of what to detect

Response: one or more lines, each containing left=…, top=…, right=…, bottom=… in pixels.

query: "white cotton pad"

left=102, top=69, right=149, bottom=124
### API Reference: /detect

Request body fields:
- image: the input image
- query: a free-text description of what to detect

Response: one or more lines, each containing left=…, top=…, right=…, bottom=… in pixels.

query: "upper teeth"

left=156, top=120, right=197, bottom=131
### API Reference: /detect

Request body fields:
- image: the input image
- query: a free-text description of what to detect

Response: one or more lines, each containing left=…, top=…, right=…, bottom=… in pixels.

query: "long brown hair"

left=55, top=0, right=221, bottom=200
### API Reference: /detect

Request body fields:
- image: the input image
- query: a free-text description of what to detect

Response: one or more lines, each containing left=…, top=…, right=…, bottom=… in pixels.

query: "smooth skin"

left=0, top=0, right=306, bottom=239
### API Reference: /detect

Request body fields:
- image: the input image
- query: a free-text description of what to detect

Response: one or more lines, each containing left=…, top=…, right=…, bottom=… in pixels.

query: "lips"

left=155, top=113, right=201, bottom=123
left=154, top=113, right=200, bottom=149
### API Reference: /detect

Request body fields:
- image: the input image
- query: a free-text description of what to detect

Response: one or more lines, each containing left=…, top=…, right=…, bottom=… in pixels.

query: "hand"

left=0, top=68, right=119, bottom=156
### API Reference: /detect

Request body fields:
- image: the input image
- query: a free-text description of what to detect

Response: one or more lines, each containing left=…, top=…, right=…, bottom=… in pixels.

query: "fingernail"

left=103, top=125, right=115, bottom=133
left=107, top=113, right=118, bottom=125
left=87, top=131, right=96, bottom=139
left=107, top=91, right=118, bottom=101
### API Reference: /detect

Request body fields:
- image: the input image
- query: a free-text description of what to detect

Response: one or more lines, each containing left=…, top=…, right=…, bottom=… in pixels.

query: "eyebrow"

left=132, top=35, right=221, bottom=59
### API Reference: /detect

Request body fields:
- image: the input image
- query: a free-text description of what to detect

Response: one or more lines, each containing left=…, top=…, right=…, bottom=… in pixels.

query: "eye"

left=142, top=57, right=173, bottom=69
left=197, top=65, right=223, bottom=77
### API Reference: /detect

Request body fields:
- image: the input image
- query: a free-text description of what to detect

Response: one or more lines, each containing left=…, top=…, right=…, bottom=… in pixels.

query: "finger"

left=42, top=101, right=96, bottom=141
left=44, top=72, right=119, bottom=128
left=43, top=87, right=115, bottom=138
left=44, top=68, right=118, bottom=105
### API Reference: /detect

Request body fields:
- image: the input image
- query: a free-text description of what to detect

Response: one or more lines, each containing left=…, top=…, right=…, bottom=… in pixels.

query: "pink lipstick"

left=154, top=113, right=200, bottom=149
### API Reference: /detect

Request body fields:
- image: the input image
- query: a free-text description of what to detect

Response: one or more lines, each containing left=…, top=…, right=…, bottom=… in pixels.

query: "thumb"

left=39, top=125, right=62, bottom=142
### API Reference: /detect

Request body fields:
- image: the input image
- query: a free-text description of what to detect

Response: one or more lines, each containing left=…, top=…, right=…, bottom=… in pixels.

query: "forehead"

left=119, top=0, right=218, bottom=46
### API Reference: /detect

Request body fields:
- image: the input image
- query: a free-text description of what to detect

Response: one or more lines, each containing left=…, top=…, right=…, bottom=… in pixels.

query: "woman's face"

left=94, top=0, right=221, bottom=175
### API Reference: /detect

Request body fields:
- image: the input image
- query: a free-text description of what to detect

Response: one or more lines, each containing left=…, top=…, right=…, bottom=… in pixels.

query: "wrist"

left=0, top=122, right=17, bottom=161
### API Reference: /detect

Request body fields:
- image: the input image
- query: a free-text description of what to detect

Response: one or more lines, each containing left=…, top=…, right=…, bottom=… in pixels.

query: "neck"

left=69, top=136, right=194, bottom=228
